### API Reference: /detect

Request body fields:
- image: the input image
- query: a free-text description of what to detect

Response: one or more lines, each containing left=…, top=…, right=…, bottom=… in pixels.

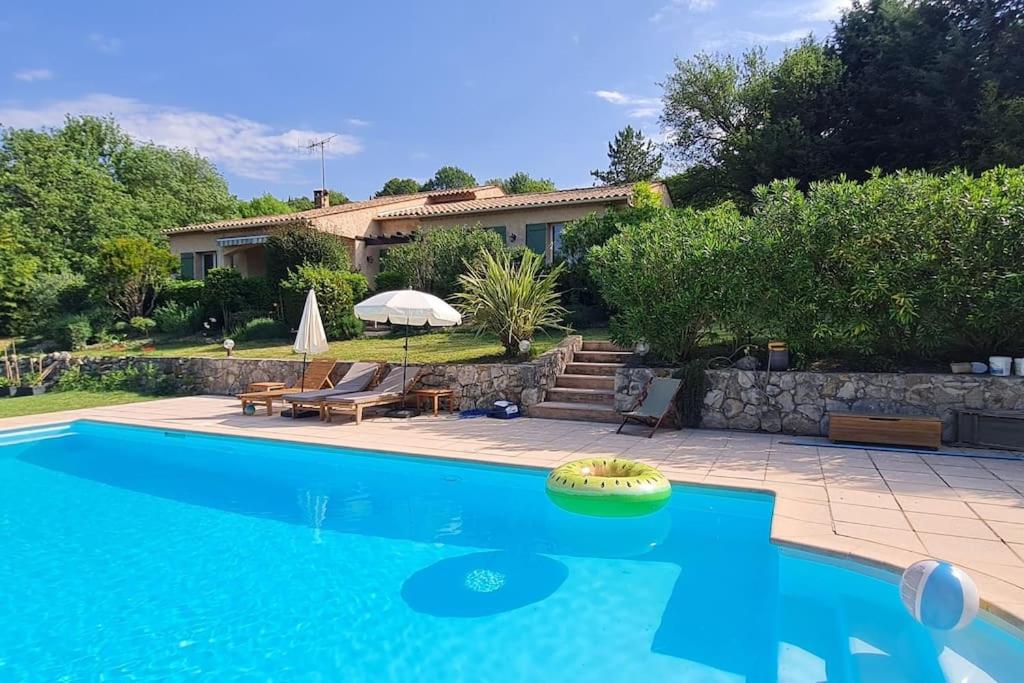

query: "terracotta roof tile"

left=164, top=185, right=502, bottom=235
left=374, top=184, right=643, bottom=219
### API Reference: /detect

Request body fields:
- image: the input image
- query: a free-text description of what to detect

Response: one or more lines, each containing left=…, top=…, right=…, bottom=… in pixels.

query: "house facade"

left=164, top=183, right=671, bottom=283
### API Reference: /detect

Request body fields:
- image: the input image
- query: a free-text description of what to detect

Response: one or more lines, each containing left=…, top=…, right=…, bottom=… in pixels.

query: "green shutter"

left=179, top=253, right=195, bottom=280
left=525, top=224, right=547, bottom=254
left=486, top=225, right=507, bottom=242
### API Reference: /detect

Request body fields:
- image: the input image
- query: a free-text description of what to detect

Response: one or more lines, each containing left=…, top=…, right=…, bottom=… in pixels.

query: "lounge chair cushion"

left=283, top=362, right=378, bottom=401
left=322, top=365, right=422, bottom=405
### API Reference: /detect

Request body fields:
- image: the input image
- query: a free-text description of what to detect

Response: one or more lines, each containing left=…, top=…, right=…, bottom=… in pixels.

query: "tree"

left=375, top=177, right=421, bottom=197
left=452, top=249, right=567, bottom=357
left=420, top=166, right=477, bottom=191
left=0, top=116, right=237, bottom=273
left=0, top=211, right=39, bottom=333
left=661, top=43, right=841, bottom=206
left=591, top=126, right=664, bottom=185
left=488, top=172, right=556, bottom=194
left=264, top=225, right=351, bottom=285
left=91, top=237, right=179, bottom=320
left=828, top=0, right=1024, bottom=176
left=238, top=193, right=292, bottom=218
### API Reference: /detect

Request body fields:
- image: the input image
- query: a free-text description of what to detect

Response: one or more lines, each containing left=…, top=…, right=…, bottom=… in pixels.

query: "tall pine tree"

left=591, top=126, right=664, bottom=185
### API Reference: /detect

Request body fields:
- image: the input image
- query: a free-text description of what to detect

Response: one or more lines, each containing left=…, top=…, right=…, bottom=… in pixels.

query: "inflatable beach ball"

left=900, top=560, right=979, bottom=631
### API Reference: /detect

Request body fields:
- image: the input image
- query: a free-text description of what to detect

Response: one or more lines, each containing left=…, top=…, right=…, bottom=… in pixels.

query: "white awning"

left=217, top=235, right=268, bottom=247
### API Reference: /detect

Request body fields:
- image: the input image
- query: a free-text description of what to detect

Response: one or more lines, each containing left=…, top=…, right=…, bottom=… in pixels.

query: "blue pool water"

left=1, top=422, right=1022, bottom=681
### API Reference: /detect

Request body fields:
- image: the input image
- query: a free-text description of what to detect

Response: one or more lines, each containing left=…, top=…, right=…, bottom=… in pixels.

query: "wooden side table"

left=247, top=381, right=287, bottom=392
left=411, top=388, right=457, bottom=417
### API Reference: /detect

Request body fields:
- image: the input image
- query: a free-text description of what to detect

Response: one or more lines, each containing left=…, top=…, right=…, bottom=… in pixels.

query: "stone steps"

left=580, top=340, right=627, bottom=352
left=528, top=401, right=621, bottom=423
left=545, top=387, right=616, bottom=404
left=573, top=350, right=633, bottom=364
left=555, top=374, right=615, bottom=390
left=564, top=362, right=623, bottom=377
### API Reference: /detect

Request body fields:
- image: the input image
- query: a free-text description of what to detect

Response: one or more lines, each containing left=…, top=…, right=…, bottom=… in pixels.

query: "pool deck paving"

left=4, top=394, right=1024, bottom=630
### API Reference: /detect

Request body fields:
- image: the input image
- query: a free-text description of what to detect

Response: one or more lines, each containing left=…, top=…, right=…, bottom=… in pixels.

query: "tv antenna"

left=305, top=134, right=336, bottom=191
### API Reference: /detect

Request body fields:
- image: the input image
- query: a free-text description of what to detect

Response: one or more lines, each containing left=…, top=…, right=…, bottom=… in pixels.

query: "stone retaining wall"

left=702, top=369, right=1024, bottom=440
left=31, top=335, right=584, bottom=411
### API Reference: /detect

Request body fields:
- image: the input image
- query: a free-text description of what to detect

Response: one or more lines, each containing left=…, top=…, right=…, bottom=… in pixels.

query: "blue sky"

left=0, top=0, right=849, bottom=200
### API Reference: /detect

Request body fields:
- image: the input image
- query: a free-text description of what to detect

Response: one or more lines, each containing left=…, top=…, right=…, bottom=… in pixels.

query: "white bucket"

left=990, top=356, right=1012, bottom=376
left=1015, top=358, right=1024, bottom=376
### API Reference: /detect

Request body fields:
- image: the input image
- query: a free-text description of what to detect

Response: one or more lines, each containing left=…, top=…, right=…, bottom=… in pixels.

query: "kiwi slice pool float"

left=546, top=458, right=671, bottom=517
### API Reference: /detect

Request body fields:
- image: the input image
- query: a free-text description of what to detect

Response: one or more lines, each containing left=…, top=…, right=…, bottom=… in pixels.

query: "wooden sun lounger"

left=237, top=358, right=337, bottom=416
left=322, top=366, right=422, bottom=424
left=616, top=377, right=683, bottom=438
left=282, top=362, right=380, bottom=420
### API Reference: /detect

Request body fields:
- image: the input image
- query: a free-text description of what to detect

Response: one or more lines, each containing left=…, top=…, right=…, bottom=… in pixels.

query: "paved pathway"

left=4, top=395, right=1024, bottom=628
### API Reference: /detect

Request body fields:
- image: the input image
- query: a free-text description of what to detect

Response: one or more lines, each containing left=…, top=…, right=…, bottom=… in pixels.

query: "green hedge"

left=588, top=167, right=1024, bottom=363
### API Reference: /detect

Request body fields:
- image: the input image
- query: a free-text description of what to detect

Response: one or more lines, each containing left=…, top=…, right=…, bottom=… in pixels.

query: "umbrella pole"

left=402, top=323, right=409, bottom=405
left=301, top=352, right=308, bottom=390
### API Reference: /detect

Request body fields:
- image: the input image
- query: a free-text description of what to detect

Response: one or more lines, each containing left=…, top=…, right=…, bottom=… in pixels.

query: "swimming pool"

left=1, top=421, right=1022, bottom=681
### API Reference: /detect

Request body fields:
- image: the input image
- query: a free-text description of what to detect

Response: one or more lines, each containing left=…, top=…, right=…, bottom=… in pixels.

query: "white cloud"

left=756, top=0, right=853, bottom=22
left=651, top=0, right=717, bottom=24
left=735, top=28, right=812, bottom=43
left=593, top=90, right=660, bottom=118
left=88, top=33, right=122, bottom=54
left=0, top=93, right=362, bottom=181
left=346, top=117, right=371, bottom=127
left=13, top=68, right=53, bottom=82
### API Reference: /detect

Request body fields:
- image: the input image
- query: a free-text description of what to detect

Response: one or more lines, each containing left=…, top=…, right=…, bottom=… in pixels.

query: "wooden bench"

left=829, top=412, right=942, bottom=450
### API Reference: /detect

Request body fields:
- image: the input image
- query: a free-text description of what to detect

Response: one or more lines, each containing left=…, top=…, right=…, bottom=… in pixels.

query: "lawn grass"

left=0, top=390, right=158, bottom=419
left=75, top=328, right=611, bottom=365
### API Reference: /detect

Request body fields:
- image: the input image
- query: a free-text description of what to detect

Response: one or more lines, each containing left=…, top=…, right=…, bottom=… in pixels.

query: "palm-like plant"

left=452, top=249, right=567, bottom=357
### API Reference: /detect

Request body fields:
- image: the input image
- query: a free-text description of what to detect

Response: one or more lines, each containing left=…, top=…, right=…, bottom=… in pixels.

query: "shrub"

left=56, top=362, right=188, bottom=396
left=17, top=271, right=90, bottom=336
left=91, top=237, right=179, bottom=320
left=53, top=314, right=93, bottom=351
left=559, top=185, right=669, bottom=309
left=452, top=249, right=567, bottom=357
left=279, top=265, right=360, bottom=340
left=230, top=316, right=288, bottom=341
left=378, top=227, right=506, bottom=298
left=374, top=269, right=408, bottom=292
left=265, top=226, right=351, bottom=285
left=161, top=279, right=205, bottom=307
left=201, top=267, right=245, bottom=324
left=241, top=276, right=277, bottom=312
left=589, top=204, right=751, bottom=361
left=343, top=271, right=370, bottom=303
left=747, top=168, right=1024, bottom=359
left=153, top=302, right=202, bottom=336
left=129, top=316, right=156, bottom=337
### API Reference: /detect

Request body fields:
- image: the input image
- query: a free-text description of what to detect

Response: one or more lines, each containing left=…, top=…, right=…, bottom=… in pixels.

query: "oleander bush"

left=587, top=167, right=1024, bottom=364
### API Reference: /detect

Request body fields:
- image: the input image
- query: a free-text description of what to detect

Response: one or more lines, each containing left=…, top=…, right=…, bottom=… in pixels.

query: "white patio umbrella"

left=354, top=289, right=461, bottom=411
left=294, top=289, right=330, bottom=391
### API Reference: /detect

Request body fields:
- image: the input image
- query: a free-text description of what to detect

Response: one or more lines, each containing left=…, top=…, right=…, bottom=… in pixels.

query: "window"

left=550, top=222, right=566, bottom=257
left=179, top=253, right=195, bottom=280
left=525, top=223, right=547, bottom=255
left=486, top=225, right=507, bottom=242
left=525, top=222, right=567, bottom=262
left=197, top=251, right=217, bottom=279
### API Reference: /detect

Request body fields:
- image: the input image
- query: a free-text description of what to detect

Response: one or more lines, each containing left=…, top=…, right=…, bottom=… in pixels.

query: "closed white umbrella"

left=354, top=289, right=461, bottom=414
left=294, top=289, right=330, bottom=392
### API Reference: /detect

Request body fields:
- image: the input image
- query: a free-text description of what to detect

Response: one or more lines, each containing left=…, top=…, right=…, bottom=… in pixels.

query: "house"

left=164, top=182, right=672, bottom=283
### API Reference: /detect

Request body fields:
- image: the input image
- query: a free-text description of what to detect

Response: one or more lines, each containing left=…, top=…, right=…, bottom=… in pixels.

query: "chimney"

left=313, top=189, right=330, bottom=209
